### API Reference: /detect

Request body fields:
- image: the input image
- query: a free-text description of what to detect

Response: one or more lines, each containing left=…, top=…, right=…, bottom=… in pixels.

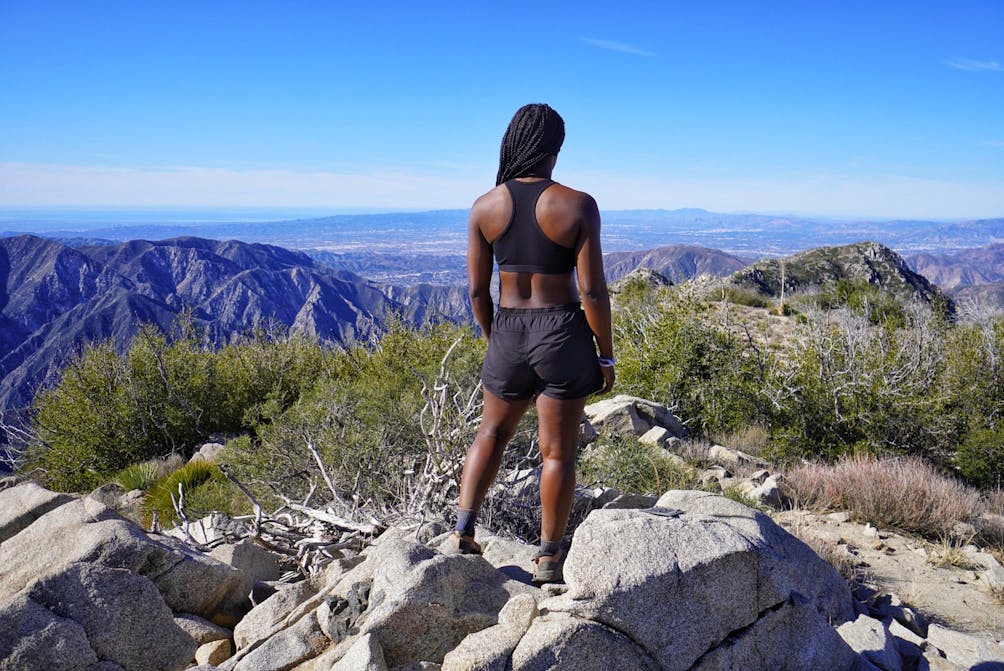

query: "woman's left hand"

left=599, top=365, right=615, bottom=395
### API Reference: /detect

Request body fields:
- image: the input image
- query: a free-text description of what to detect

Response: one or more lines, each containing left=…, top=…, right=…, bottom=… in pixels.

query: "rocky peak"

left=730, top=240, right=946, bottom=306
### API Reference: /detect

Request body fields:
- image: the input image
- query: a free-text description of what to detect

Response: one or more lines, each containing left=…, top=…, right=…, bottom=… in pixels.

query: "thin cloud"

left=945, top=58, right=1003, bottom=72
left=984, top=140, right=1004, bottom=148
left=579, top=37, right=655, bottom=58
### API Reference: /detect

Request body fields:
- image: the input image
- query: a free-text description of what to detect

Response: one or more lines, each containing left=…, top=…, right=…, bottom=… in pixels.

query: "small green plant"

left=142, top=460, right=220, bottom=527
left=721, top=484, right=763, bottom=511
left=113, top=461, right=162, bottom=492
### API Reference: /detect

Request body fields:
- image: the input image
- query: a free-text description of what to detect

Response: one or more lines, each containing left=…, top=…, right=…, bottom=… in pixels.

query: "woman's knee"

left=476, top=422, right=515, bottom=446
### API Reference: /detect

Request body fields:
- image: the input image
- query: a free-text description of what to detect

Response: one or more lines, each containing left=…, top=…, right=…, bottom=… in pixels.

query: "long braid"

left=496, top=104, right=565, bottom=186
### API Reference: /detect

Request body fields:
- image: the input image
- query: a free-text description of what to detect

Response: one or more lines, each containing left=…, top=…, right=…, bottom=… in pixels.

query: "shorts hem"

left=481, top=381, right=535, bottom=402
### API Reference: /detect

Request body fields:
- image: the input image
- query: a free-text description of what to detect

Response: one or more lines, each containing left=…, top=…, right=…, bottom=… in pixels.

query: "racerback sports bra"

left=492, top=179, right=576, bottom=274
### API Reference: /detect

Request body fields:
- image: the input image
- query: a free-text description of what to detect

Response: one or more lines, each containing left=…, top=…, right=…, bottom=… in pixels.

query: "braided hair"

left=496, top=103, right=566, bottom=186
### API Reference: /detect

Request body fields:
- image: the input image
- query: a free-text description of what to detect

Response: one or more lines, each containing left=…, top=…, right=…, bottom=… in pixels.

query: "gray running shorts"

left=481, top=303, right=604, bottom=401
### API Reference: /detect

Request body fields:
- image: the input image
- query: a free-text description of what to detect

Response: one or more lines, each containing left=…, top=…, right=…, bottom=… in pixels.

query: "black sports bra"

left=492, top=179, right=576, bottom=274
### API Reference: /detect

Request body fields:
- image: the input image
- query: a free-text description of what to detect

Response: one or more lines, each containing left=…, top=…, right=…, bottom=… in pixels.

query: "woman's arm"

left=575, top=194, right=615, bottom=394
left=467, top=201, right=495, bottom=341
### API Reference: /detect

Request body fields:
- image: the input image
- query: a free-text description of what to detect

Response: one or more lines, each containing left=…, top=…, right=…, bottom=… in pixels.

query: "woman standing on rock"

left=447, top=103, right=615, bottom=584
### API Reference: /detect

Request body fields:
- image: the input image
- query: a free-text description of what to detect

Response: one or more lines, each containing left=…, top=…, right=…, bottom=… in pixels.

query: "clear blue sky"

left=1, top=1, right=1001, bottom=218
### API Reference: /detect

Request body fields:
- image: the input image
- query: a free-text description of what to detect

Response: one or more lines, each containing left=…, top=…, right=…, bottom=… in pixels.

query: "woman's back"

left=469, top=176, right=602, bottom=309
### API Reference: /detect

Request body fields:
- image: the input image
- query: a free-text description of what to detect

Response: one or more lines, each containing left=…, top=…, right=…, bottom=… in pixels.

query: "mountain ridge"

left=0, top=235, right=468, bottom=410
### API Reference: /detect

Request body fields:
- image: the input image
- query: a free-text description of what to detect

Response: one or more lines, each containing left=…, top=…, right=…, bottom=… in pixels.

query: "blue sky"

left=0, top=1, right=1001, bottom=218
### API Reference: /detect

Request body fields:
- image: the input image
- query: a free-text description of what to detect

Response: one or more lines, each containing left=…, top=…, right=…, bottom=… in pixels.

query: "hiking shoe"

left=442, top=531, right=482, bottom=555
left=531, top=548, right=565, bottom=585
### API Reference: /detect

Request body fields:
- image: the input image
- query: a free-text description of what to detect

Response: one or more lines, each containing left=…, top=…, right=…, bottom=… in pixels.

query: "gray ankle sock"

left=455, top=509, right=478, bottom=537
left=539, top=539, right=562, bottom=557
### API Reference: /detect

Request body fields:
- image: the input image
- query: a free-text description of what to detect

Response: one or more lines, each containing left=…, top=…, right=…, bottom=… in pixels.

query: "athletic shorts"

left=481, top=303, right=604, bottom=401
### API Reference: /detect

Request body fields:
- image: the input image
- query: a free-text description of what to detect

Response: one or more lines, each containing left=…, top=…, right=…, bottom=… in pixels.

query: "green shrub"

left=26, top=319, right=344, bottom=492
left=224, top=322, right=484, bottom=512
left=717, top=286, right=770, bottom=309
left=817, top=277, right=907, bottom=327
left=614, top=293, right=767, bottom=437
left=578, top=436, right=699, bottom=495
left=957, top=428, right=1004, bottom=489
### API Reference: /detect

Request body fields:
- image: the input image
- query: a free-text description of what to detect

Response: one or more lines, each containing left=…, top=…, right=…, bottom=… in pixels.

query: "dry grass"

left=784, top=455, right=981, bottom=539
left=977, top=491, right=1004, bottom=562
left=991, top=583, right=1004, bottom=605
left=986, top=488, right=1004, bottom=515
left=709, top=425, right=770, bottom=458
left=926, top=538, right=982, bottom=570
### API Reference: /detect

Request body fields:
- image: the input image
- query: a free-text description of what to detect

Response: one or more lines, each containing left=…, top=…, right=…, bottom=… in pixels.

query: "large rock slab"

left=331, top=633, right=388, bottom=671
left=233, top=580, right=318, bottom=651
left=360, top=538, right=532, bottom=667
left=926, top=623, right=1004, bottom=668
left=690, top=597, right=857, bottom=671
left=4, top=562, right=196, bottom=671
left=442, top=593, right=539, bottom=671
left=174, top=613, right=232, bottom=644
left=510, top=613, right=661, bottom=671
left=541, top=491, right=855, bottom=671
left=210, top=538, right=284, bottom=615
left=228, top=613, right=327, bottom=671
left=0, top=482, right=72, bottom=543
left=0, top=594, right=98, bottom=671
left=655, top=490, right=854, bottom=621
left=0, top=496, right=243, bottom=618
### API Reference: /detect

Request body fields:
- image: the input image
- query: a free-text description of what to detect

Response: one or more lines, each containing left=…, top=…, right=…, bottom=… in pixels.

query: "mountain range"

left=0, top=235, right=467, bottom=411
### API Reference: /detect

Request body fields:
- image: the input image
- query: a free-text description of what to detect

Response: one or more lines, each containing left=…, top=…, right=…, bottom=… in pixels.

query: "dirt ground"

left=775, top=509, right=1004, bottom=642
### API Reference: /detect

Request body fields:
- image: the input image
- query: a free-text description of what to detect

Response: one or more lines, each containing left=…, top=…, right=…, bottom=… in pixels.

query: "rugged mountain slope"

left=0, top=236, right=470, bottom=410
left=729, top=241, right=945, bottom=306
left=907, top=243, right=1004, bottom=290
left=603, top=244, right=748, bottom=283
left=953, top=281, right=1004, bottom=311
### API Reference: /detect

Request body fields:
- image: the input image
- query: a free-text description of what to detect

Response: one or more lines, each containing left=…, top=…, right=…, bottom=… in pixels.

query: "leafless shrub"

left=784, top=455, right=981, bottom=538
left=404, top=337, right=483, bottom=519
left=0, top=409, right=37, bottom=473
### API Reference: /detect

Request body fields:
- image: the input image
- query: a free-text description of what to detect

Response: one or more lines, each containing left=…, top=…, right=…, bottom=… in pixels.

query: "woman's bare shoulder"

left=543, top=182, right=599, bottom=219
left=470, top=184, right=509, bottom=218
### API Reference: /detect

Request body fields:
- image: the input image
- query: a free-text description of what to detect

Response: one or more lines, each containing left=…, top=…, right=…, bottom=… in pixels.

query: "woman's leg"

left=457, top=389, right=532, bottom=518
left=536, top=394, right=588, bottom=548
